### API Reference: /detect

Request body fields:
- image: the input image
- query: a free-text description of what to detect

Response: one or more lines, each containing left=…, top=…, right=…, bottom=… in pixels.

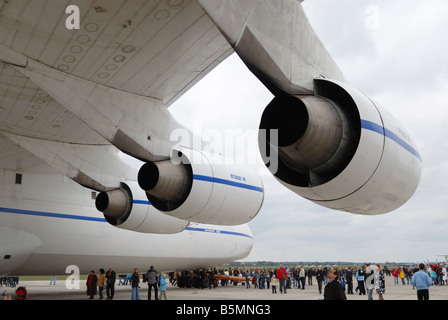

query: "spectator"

left=299, top=266, right=306, bottom=290
left=146, top=265, right=158, bottom=300
left=316, top=266, right=324, bottom=294
left=401, top=267, right=407, bottom=284
left=159, top=274, right=168, bottom=300
left=106, top=268, right=116, bottom=300
left=131, top=268, right=140, bottom=300
left=276, top=265, right=288, bottom=294
left=323, top=268, right=346, bottom=300
left=392, top=267, right=399, bottom=285
left=86, top=270, right=97, bottom=300
left=307, top=267, right=314, bottom=286
left=365, top=264, right=374, bottom=300
left=323, top=267, right=328, bottom=285
left=355, top=266, right=366, bottom=295
left=374, top=263, right=385, bottom=300
left=98, top=268, right=106, bottom=300
left=346, top=267, right=354, bottom=295
left=271, top=276, right=278, bottom=294
left=411, top=263, right=432, bottom=300
left=430, top=268, right=437, bottom=285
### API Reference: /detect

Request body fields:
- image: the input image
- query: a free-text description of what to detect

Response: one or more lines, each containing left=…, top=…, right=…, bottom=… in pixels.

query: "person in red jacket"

left=276, top=265, right=288, bottom=294
left=86, top=270, right=98, bottom=299
left=392, top=267, right=400, bottom=285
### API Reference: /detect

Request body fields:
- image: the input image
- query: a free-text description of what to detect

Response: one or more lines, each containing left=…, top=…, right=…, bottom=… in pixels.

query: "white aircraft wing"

left=0, top=0, right=233, bottom=183
left=0, top=0, right=421, bottom=222
left=0, top=60, right=136, bottom=190
left=0, top=0, right=265, bottom=230
left=0, top=0, right=231, bottom=105
left=0, top=0, right=424, bottom=278
left=0, top=0, right=231, bottom=158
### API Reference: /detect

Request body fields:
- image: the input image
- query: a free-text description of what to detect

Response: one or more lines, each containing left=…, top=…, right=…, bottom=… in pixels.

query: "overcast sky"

left=170, top=0, right=448, bottom=264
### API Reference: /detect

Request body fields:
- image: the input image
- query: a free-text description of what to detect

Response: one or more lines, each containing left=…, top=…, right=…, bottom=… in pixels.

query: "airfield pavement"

left=2, top=275, right=446, bottom=318
left=2, top=274, right=447, bottom=301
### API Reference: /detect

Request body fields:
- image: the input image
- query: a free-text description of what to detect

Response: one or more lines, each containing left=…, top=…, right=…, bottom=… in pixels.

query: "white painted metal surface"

left=157, top=146, right=264, bottom=225
left=197, top=0, right=345, bottom=94
left=0, top=0, right=422, bottom=277
left=268, top=79, right=422, bottom=214
left=0, top=168, right=253, bottom=276
left=0, top=0, right=231, bottom=105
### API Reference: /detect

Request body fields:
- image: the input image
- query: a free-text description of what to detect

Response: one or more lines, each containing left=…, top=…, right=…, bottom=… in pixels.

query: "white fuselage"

left=0, top=168, right=253, bottom=276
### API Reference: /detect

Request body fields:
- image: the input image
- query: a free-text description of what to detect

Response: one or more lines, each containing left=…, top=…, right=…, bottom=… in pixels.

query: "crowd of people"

left=233, top=262, right=444, bottom=300
left=390, top=264, right=447, bottom=286
left=85, top=268, right=117, bottom=300
left=80, top=262, right=445, bottom=300
left=84, top=266, right=168, bottom=300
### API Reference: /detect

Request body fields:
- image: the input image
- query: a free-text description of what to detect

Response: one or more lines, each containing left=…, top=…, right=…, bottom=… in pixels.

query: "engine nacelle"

left=138, top=147, right=264, bottom=225
left=259, top=78, right=422, bottom=215
left=95, top=181, right=189, bottom=233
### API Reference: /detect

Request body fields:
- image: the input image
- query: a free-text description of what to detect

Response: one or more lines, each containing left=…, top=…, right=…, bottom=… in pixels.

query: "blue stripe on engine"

left=193, top=174, right=263, bottom=193
left=361, top=119, right=422, bottom=162
left=185, top=226, right=253, bottom=240
left=133, top=200, right=151, bottom=205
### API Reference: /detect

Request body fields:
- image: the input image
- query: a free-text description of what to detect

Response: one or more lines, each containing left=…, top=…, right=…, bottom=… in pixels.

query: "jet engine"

left=95, top=181, right=189, bottom=233
left=259, top=78, right=421, bottom=214
left=138, top=147, right=264, bottom=225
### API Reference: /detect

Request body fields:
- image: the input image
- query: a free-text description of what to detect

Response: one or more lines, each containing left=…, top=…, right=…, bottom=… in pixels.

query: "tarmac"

left=1, top=275, right=447, bottom=301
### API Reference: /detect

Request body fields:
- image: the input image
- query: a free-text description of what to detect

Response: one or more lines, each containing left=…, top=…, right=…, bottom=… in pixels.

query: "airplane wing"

left=0, top=0, right=231, bottom=152
left=0, top=0, right=232, bottom=185
left=0, top=63, right=137, bottom=190
left=0, top=0, right=266, bottom=229
left=0, top=0, right=232, bottom=106
left=0, top=0, right=343, bottom=164
left=0, top=0, right=421, bottom=222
